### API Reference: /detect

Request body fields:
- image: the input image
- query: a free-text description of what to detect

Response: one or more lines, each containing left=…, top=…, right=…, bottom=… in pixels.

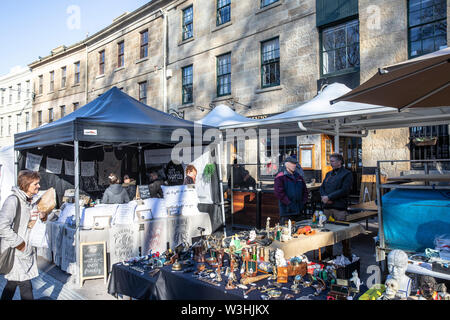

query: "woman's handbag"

left=0, top=196, right=21, bottom=275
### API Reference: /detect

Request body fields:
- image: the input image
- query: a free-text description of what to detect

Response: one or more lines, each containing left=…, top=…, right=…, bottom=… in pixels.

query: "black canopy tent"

left=14, top=87, right=226, bottom=285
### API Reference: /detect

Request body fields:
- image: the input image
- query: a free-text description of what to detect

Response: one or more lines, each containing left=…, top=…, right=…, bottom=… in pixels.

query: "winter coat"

left=0, top=187, right=39, bottom=282
left=320, top=166, right=353, bottom=210
left=122, top=180, right=137, bottom=200
left=149, top=179, right=164, bottom=198
left=102, top=184, right=130, bottom=204
left=274, top=169, right=308, bottom=217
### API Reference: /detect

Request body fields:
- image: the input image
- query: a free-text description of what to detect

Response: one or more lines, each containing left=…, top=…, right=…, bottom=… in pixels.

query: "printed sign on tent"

left=81, top=161, right=95, bottom=177
left=109, top=224, right=140, bottom=266
left=46, top=157, right=62, bottom=174
left=26, top=153, right=43, bottom=171
left=64, top=160, right=75, bottom=176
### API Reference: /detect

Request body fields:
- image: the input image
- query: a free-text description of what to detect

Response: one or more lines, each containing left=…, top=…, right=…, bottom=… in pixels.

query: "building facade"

left=0, top=66, right=33, bottom=147
left=6, top=0, right=447, bottom=196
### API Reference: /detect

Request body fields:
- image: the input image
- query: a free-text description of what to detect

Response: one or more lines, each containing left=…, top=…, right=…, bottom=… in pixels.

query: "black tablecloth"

left=108, top=263, right=329, bottom=300
left=108, top=263, right=159, bottom=300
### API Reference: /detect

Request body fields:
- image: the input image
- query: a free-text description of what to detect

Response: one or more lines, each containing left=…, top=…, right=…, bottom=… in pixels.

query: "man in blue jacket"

left=274, top=156, right=309, bottom=225
left=320, top=153, right=353, bottom=258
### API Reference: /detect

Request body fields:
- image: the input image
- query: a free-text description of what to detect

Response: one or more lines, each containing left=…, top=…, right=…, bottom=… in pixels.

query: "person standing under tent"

left=102, top=173, right=130, bottom=204
left=274, top=156, right=309, bottom=225
left=320, top=153, right=353, bottom=258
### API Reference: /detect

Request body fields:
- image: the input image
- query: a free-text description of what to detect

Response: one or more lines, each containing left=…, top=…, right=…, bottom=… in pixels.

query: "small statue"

left=417, top=276, right=441, bottom=300
left=386, top=249, right=412, bottom=298
left=350, top=270, right=362, bottom=292
left=318, top=211, right=327, bottom=227
left=247, top=230, right=257, bottom=244
left=275, top=248, right=287, bottom=267
left=266, top=217, right=271, bottom=235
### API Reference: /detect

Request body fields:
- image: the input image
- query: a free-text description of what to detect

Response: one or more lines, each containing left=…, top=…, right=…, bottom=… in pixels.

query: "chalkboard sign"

left=137, top=185, right=151, bottom=200
left=80, top=241, right=107, bottom=287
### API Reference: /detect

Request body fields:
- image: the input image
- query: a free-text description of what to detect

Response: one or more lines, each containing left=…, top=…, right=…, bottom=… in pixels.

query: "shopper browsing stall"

left=122, top=174, right=137, bottom=200
left=102, top=173, right=130, bottom=204
left=184, top=165, right=197, bottom=185
left=0, top=170, right=48, bottom=300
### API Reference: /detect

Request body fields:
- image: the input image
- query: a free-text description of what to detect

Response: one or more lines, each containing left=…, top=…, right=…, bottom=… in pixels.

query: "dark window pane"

left=435, top=21, right=447, bottom=35
left=421, top=6, right=434, bottom=24
left=409, top=0, right=421, bottom=11
left=421, top=23, right=434, bottom=38
left=409, top=10, right=421, bottom=26
left=347, top=44, right=360, bottom=67
left=410, top=26, right=421, bottom=41
left=434, top=35, right=447, bottom=50
left=335, top=47, right=347, bottom=70
left=422, top=37, right=435, bottom=53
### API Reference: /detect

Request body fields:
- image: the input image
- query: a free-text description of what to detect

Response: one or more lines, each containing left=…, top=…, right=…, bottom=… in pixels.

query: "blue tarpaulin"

left=382, top=189, right=450, bottom=252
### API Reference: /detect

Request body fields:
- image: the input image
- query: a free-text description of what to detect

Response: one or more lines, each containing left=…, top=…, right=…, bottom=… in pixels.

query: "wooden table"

left=269, top=220, right=365, bottom=260
left=347, top=200, right=378, bottom=229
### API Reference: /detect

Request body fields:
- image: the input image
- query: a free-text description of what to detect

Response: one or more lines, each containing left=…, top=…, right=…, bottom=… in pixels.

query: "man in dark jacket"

left=320, top=153, right=353, bottom=258
left=274, top=156, right=308, bottom=225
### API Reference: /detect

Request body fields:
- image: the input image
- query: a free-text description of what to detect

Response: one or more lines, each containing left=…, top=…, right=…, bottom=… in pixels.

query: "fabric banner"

left=81, top=161, right=95, bottom=177
left=109, top=224, right=140, bottom=266
left=141, top=219, right=168, bottom=255
left=191, top=149, right=213, bottom=204
left=61, top=225, right=77, bottom=274
left=168, top=216, right=191, bottom=247
left=26, top=153, right=43, bottom=171
left=51, top=222, right=64, bottom=267
left=46, top=157, right=62, bottom=174
left=64, top=160, right=75, bottom=176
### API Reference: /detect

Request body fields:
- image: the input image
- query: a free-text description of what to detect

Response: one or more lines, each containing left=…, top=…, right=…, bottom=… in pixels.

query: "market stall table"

left=108, top=263, right=331, bottom=300
left=269, top=221, right=365, bottom=260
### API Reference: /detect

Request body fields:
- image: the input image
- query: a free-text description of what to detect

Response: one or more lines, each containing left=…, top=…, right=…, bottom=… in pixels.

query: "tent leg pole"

left=216, top=141, right=227, bottom=237
left=74, top=140, right=81, bottom=287
left=334, top=119, right=340, bottom=153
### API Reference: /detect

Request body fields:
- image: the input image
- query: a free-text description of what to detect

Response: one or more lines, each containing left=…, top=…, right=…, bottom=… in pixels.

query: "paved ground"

left=0, top=217, right=380, bottom=300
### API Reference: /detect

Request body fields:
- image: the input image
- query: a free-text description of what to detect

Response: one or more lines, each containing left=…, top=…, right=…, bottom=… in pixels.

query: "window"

left=1, top=91, right=3, bottom=106
left=49, top=71, right=55, bottom=92
left=16, top=114, right=20, bottom=133
left=260, top=135, right=298, bottom=179
left=26, top=80, right=30, bottom=99
left=60, top=105, right=66, bottom=118
left=48, top=108, right=54, bottom=123
left=217, top=0, right=231, bottom=26
left=37, top=111, right=42, bottom=127
left=408, top=0, right=447, bottom=58
left=0, top=118, right=3, bottom=136
left=7, top=116, right=11, bottom=136
left=61, top=66, right=67, bottom=87
left=73, top=102, right=79, bottom=111
left=261, top=38, right=280, bottom=88
left=74, top=62, right=80, bottom=84
left=140, top=30, right=149, bottom=59
left=182, top=65, right=193, bottom=104
left=410, top=125, right=450, bottom=169
left=139, top=81, right=147, bottom=104
left=99, top=50, right=105, bottom=75
left=217, top=53, right=231, bottom=96
left=261, top=0, right=279, bottom=8
left=182, top=6, right=193, bottom=41
left=17, top=83, right=21, bottom=101
left=118, top=41, right=125, bottom=68
left=25, top=112, right=30, bottom=131
left=321, top=19, right=360, bottom=76
left=9, top=86, right=12, bottom=103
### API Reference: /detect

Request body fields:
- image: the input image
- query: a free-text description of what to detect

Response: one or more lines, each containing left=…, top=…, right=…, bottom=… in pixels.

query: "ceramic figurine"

left=350, top=270, right=362, bottom=292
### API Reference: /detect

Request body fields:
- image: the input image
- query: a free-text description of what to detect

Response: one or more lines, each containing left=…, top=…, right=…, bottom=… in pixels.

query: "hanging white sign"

left=26, top=153, right=43, bottom=171
left=46, top=157, right=62, bottom=174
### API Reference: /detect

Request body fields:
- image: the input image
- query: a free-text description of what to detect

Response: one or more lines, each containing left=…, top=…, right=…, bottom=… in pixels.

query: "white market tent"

left=211, top=83, right=450, bottom=151
left=196, top=104, right=256, bottom=127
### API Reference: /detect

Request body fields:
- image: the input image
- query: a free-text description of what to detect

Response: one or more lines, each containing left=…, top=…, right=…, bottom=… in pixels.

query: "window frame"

left=25, top=112, right=30, bottom=131
left=60, top=105, right=66, bottom=118
left=260, top=0, right=279, bottom=8
left=17, top=83, right=21, bottom=101
left=217, top=52, right=232, bottom=97
left=99, top=50, right=105, bottom=75
left=48, top=108, right=54, bottom=123
left=407, top=0, right=447, bottom=59
left=140, top=30, right=149, bottom=59
left=261, top=37, right=281, bottom=88
left=319, top=18, right=360, bottom=78
left=117, top=41, right=125, bottom=68
left=61, top=66, right=67, bottom=88
left=182, top=64, right=194, bottom=105
left=74, top=62, right=81, bottom=84
left=16, top=114, right=20, bottom=133
left=49, top=71, right=55, bottom=92
left=139, top=81, right=148, bottom=104
left=217, top=0, right=231, bottom=26
left=182, top=5, right=194, bottom=41
left=73, top=102, right=79, bottom=111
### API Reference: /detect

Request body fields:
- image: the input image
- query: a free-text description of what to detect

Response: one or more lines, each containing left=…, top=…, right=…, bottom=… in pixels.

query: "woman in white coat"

left=0, top=170, right=46, bottom=300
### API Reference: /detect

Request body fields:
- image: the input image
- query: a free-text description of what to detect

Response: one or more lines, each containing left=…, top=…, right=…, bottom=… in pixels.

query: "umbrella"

left=331, top=47, right=450, bottom=110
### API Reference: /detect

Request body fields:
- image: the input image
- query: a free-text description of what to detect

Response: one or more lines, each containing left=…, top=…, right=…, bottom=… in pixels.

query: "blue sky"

left=0, top=0, right=149, bottom=76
